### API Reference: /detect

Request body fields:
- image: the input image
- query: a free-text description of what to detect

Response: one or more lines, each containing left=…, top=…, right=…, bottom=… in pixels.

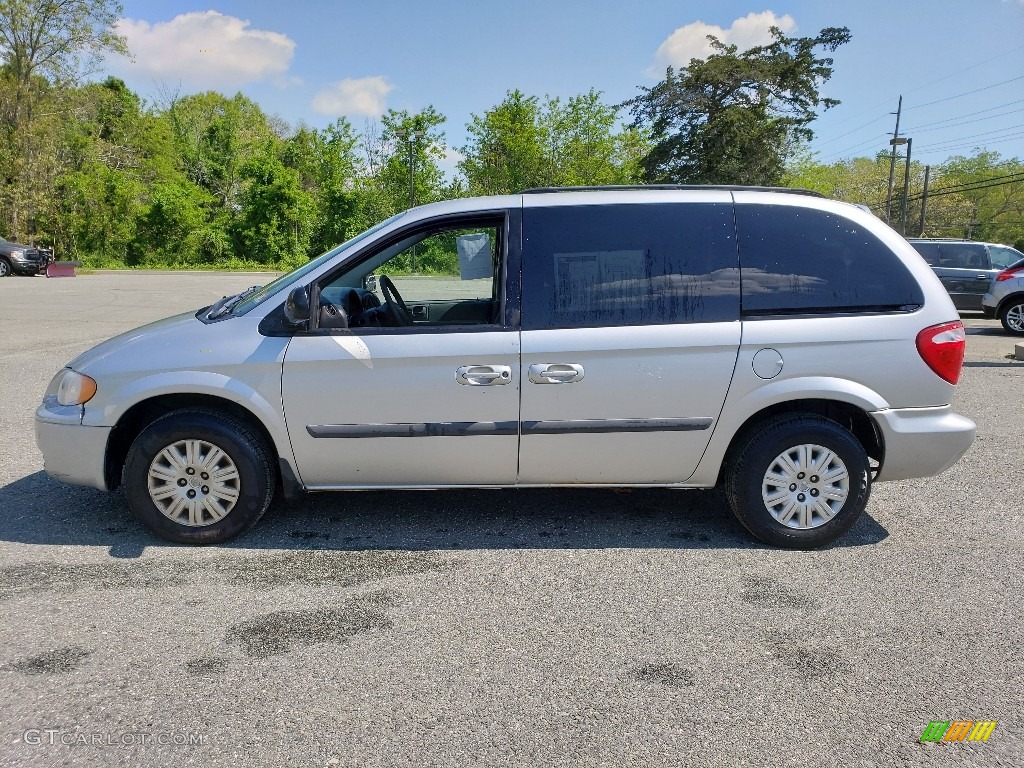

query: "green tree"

left=461, top=90, right=546, bottom=194
left=282, top=118, right=364, bottom=256
left=0, top=0, right=127, bottom=238
left=460, top=89, right=644, bottom=194
left=233, top=153, right=313, bottom=268
left=937, top=152, right=1024, bottom=246
left=627, top=26, right=851, bottom=185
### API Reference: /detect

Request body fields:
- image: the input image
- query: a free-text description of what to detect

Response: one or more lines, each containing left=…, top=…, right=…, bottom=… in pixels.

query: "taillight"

left=995, top=265, right=1024, bottom=281
left=915, top=321, right=966, bottom=385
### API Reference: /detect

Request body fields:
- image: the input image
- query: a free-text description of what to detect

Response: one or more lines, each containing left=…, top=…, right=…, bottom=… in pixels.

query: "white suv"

left=35, top=187, right=976, bottom=548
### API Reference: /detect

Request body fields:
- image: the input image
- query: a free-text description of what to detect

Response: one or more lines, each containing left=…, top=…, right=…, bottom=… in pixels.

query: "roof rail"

left=519, top=184, right=825, bottom=198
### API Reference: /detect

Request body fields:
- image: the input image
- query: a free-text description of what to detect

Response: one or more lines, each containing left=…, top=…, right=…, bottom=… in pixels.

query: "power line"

left=905, top=105, right=1024, bottom=134
left=916, top=131, right=1024, bottom=155
left=857, top=45, right=1024, bottom=113
left=905, top=75, right=1024, bottom=110
left=926, top=170, right=1024, bottom=190
left=816, top=133, right=890, bottom=162
left=864, top=173, right=1024, bottom=209
left=812, top=114, right=890, bottom=148
left=895, top=45, right=1024, bottom=100
left=908, top=175, right=1024, bottom=202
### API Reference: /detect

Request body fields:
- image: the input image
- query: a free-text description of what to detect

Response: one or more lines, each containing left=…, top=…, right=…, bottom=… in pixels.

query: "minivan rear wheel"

left=726, top=415, right=870, bottom=548
left=123, top=409, right=275, bottom=544
left=1000, top=299, right=1024, bottom=335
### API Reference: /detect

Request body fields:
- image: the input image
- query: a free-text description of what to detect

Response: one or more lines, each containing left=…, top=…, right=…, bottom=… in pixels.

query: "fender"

left=681, top=375, right=889, bottom=487
left=82, top=369, right=295, bottom=469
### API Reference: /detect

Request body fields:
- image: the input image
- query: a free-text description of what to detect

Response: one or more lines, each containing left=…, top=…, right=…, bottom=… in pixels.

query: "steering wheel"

left=378, top=275, right=413, bottom=327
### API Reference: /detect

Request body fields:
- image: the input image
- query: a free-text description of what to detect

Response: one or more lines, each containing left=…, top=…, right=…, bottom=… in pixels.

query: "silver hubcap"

left=1006, top=304, right=1024, bottom=332
left=761, top=444, right=849, bottom=529
left=147, top=439, right=240, bottom=527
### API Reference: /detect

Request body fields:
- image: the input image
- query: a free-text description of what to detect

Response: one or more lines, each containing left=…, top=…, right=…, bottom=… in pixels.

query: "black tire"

left=123, top=409, right=275, bottom=544
left=726, top=415, right=870, bottom=549
left=999, top=298, right=1024, bottom=335
left=0, top=258, right=11, bottom=277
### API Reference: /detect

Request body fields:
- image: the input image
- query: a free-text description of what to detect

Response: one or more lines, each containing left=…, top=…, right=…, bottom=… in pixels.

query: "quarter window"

left=521, top=203, right=739, bottom=330
left=737, top=205, right=924, bottom=315
left=988, top=245, right=1023, bottom=270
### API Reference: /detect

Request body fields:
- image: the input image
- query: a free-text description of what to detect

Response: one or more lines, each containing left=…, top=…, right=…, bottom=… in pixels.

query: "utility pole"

left=918, top=165, right=931, bottom=237
left=900, top=137, right=913, bottom=235
left=885, top=96, right=903, bottom=225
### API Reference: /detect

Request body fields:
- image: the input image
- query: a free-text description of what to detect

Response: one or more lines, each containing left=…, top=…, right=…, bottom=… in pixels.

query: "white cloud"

left=312, top=77, right=394, bottom=118
left=652, top=11, right=796, bottom=70
left=438, top=147, right=465, bottom=181
left=115, top=11, right=295, bottom=89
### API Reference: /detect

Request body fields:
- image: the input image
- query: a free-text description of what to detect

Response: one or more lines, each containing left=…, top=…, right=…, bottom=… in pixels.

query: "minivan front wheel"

left=1000, top=299, right=1024, bottom=335
left=123, top=409, right=275, bottom=544
left=726, top=415, right=870, bottom=548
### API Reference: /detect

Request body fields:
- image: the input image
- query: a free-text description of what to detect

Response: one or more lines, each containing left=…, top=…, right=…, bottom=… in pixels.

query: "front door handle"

left=977, top=274, right=990, bottom=280
left=528, top=363, right=585, bottom=384
left=456, top=365, right=512, bottom=386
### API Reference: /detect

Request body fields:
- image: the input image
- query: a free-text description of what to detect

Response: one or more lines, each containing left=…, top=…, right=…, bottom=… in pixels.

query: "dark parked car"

left=0, top=236, right=51, bottom=276
left=907, top=239, right=1023, bottom=311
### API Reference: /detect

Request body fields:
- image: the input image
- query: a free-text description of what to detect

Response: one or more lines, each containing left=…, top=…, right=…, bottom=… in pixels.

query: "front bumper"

left=870, top=405, right=976, bottom=482
left=10, top=256, right=47, bottom=274
left=35, top=401, right=111, bottom=490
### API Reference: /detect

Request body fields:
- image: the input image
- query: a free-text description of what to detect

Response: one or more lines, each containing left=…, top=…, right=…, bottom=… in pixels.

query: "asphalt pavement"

left=0, top=272, right=1021, bottom=767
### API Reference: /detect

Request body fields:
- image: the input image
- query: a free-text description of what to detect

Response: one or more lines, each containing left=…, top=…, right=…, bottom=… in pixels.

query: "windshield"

left=230, top=212, right=407, bottom=315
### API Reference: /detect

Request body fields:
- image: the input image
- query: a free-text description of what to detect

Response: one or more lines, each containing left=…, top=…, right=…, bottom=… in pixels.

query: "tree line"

left=2, top=1, right=1021, bottom=270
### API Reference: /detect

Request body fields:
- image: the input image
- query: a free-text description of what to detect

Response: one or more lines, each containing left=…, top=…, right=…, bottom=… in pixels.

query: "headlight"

left=10, top=250, right=24, bottom=259
left=56, top=370, right=97, bottom=406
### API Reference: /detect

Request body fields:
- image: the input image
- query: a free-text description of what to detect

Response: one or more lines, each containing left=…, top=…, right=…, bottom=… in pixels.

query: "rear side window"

left=909, top=241, right=941, bottom=266
left=522, top=203, right=739, bottom=330
left=736, top=205, right=925, bottom=315
left=939, top=243, right=989, bottom=269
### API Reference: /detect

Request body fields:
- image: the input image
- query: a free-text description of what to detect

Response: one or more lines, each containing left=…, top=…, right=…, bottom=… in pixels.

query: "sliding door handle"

left=528, top=363, right=585, bottom=384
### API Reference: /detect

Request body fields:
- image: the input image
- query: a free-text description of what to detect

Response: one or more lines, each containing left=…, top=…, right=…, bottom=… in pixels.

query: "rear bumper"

left=981, top=305, right=996, bottom=318
left=871, top=406, right=976, bottom=482
left=35, top=404, right=111, bottom=491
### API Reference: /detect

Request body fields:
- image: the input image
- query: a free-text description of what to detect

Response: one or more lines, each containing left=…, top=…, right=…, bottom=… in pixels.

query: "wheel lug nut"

left=810, top=475, right=819, bottom=483
left=797, top=493, right=806, bottom=502
left=201, top=486, right=209, bottom=494
left=201, top=472, right=209, bottom=480
left=177, top=478, right=187, bottom=487
left=797, top=472, right=805, bottom=479
left=789, top=483, right=797, bottom=491
left=810, top=489, right=819, bottom=497
left=186, top=489, right=196, bottom=499
left=186, top=467, right=195, bottom=475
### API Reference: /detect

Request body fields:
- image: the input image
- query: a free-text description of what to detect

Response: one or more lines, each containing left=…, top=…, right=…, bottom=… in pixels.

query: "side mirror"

left=284, top=285, right=311, bottom=327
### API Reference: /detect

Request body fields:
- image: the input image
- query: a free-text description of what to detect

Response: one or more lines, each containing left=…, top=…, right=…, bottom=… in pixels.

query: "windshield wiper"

left=206, top=285, right=262, bottom=320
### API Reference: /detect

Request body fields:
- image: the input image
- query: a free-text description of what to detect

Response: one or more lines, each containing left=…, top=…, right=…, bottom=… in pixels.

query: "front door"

left=516, top=198, right=742, bottom=484
left=282, top=213, right=521, bottom=488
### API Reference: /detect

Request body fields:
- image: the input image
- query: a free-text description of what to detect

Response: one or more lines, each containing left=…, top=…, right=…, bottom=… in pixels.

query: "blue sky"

left=109, top=1, right=1024, bottom=174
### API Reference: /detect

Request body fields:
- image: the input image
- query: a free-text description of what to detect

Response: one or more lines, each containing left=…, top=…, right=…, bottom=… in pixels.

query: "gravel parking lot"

left=1, top=272, right=1021, bottom=767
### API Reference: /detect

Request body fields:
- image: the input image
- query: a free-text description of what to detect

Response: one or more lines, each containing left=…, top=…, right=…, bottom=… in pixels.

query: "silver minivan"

left=35, top=187, right=977, bottom=548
